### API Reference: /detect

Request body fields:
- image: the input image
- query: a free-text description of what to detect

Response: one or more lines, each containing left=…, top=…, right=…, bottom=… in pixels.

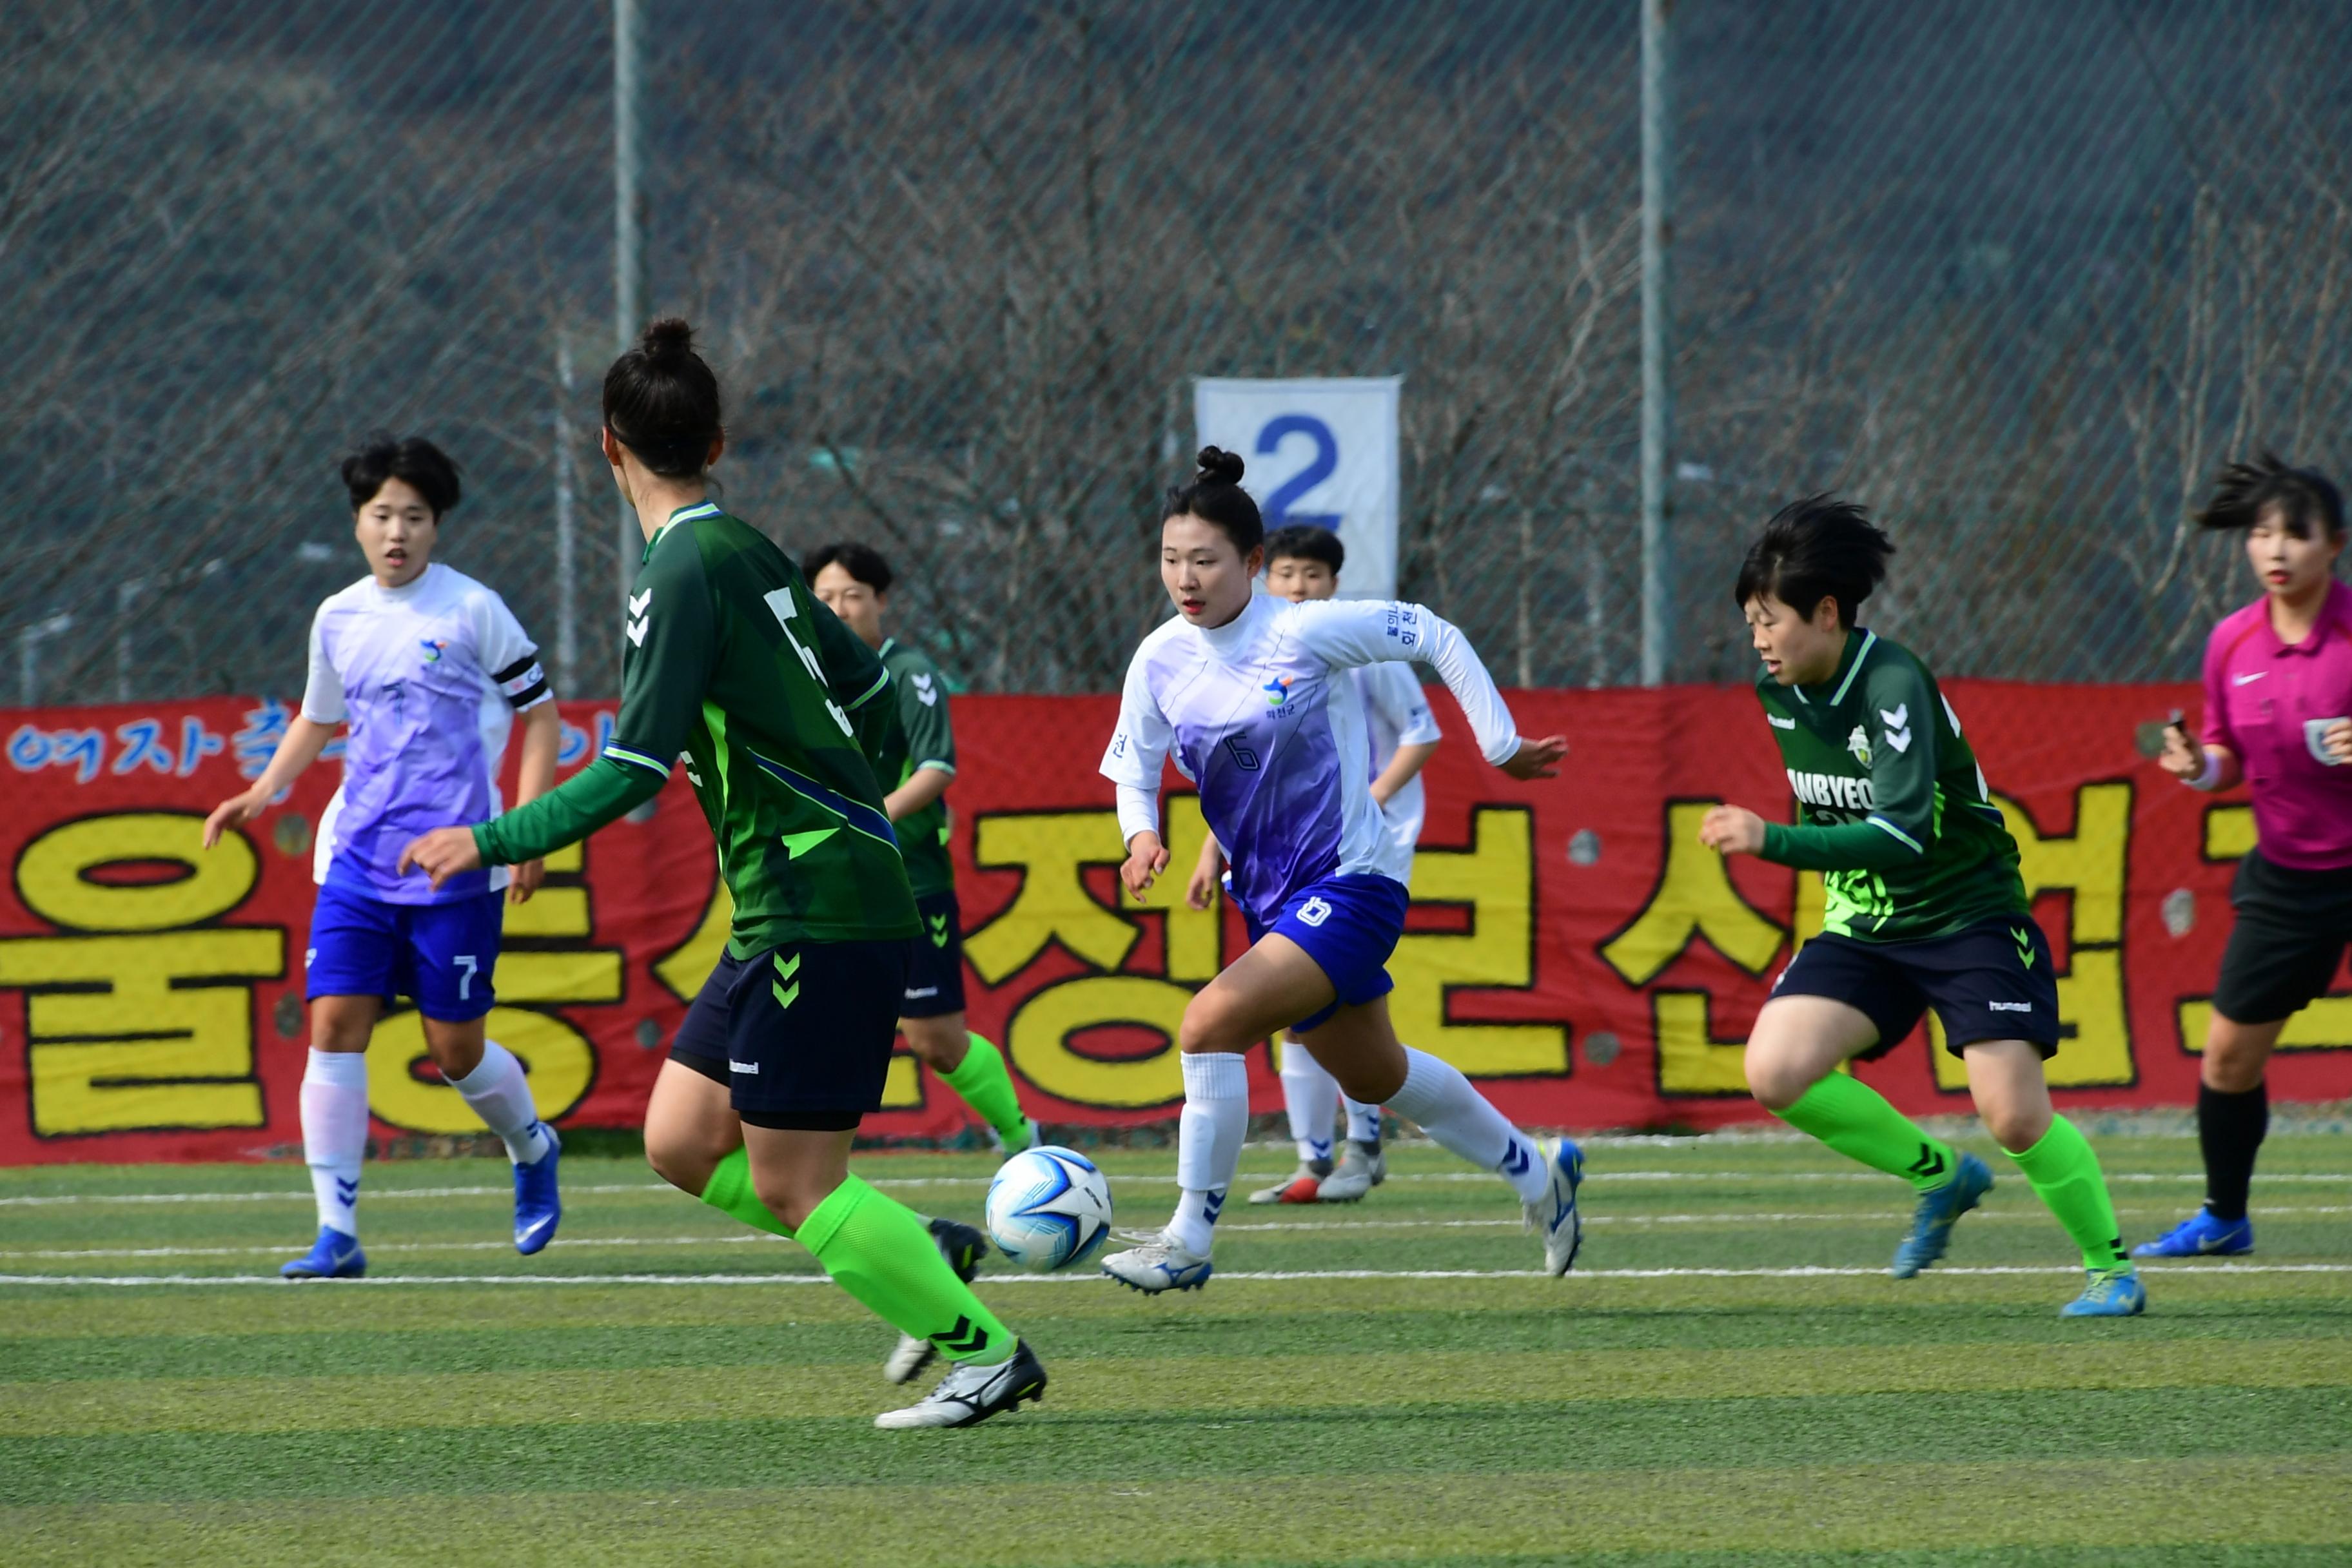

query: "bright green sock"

left=801, top=1173, right=1014, bottom=1366
left=941, top=1033, right=1030, bottom=1149
left=1776, top=1073, right=1960, bottom=1193
left=2006, top=1115, right=2131, bottom=1273
left=698, top=1146, right=794, bottom=1239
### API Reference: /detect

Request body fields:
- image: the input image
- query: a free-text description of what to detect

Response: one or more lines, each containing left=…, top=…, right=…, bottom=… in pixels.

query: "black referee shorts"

left=2212, top=849, right=2352, bottom=1026
left=669, top=939, right=909, bottom=1130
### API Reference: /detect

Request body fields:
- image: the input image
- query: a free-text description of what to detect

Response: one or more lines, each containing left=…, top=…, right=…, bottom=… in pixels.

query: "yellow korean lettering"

left=366, top=1008, right=596, bottom=1133
left=1116, top=794, right=1222, bottom=981
left=1388, top=807, right=1569, bottom=1076
left=965, top=811, right=1139, bottom=982
left=1003, top=974, right=1190, bottom=1108
left=1602, top=801, right=1789, bottom=985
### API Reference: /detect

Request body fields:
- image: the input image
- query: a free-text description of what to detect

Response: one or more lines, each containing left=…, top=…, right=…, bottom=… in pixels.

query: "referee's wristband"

left=2185, top=750, right=2224, bottom=792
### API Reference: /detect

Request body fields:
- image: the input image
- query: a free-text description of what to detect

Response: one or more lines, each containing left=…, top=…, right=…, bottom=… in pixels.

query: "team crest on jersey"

left=1846, top=725, right=1872, bottom=767
left=418, top=638, right=448, bottom=664
left=1263, top=676, right=1293, bottom=707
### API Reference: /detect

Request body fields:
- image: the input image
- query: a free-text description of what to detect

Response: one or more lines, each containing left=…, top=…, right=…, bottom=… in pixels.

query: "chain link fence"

left=7, top=1, right=2347, bottom=704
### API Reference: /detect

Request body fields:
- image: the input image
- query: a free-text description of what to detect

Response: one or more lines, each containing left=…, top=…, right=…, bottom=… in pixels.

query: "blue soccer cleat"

left=2061, top=1266, right=2148, bottom=1318
left=1891, top=1150, right=1994, bottom=1279
left=513, top=1123, right=562, bottom=1255
left=2131, top=1206, right=2252, bottom=1259
left=281, top=1224, right=366, bottom=1280
left=1522, top=1136, right=1585, bottom=1277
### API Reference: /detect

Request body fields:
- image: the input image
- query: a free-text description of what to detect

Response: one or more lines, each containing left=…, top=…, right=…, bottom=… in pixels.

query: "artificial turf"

left=3, top=1132, right=2345, bottom=1565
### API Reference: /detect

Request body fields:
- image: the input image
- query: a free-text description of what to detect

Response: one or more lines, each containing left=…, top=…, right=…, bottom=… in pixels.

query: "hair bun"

left=640, top=317, right=696, bottom=360
left=1195, top=446, right=1245, bottom=486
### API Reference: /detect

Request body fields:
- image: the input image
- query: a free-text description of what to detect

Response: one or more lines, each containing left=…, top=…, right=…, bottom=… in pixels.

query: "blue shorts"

left=305, top=879, right=503, bottom=1023
left=1245, top=873, right=1410, bottom=1034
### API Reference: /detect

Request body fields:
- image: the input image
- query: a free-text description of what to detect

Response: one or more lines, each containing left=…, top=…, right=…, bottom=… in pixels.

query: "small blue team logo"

left=1262, top=676, right=1293, bottom=707
left=419, top=638, right=448, bottom=663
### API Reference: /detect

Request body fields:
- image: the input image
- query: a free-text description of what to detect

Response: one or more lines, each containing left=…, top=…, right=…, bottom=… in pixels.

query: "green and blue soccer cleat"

left=1890, top=1150, right=1994, bottom=1279
left=2131, top=1206, right=2252, bottom=1259
left=2061, top=1267, right=2147, bottom=1317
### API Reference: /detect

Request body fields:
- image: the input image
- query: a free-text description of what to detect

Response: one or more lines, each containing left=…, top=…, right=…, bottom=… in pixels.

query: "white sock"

left=1344, top=1097, right=1383, bottom=1146
left=1277, top=1037, right=1338, bottom=1168
left=1384, top=1046, right=1549, bottom=1202
left=300, top=1048, right=369, bottom=1235
left=1168, top=1051, right=1249, bottom=1254
left=449, top=1040, right=551, bottom=1165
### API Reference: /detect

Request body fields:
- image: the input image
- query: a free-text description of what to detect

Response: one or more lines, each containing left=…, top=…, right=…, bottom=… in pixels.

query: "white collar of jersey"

left=1193, top=592, right=1273, bottom=663
left=367, top=562, right=439, bottom=603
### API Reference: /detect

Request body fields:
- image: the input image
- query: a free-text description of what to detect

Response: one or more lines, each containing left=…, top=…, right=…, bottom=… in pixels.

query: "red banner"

left=3, top=686, right=2347, bottom=1163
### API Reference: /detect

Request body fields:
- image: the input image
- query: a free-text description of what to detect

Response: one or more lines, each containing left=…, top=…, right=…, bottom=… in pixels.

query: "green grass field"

left=3, top=1131, right=2346, bottom=1567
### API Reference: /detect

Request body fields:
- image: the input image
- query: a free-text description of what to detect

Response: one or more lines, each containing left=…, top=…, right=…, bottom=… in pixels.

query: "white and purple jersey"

left=1353, top=660, right=1442, bottom=877
left=302, top=563, right=551, bottom=904
left=1101, top=594, right=1519, bottom=928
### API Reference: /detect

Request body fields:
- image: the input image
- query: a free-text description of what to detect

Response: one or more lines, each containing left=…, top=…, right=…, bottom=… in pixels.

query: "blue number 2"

left=1256, top=415, right=1342, bottom=527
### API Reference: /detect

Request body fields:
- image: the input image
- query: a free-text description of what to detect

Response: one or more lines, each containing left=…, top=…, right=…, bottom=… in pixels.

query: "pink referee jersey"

left=2201, top=578, right=2352, bottom=870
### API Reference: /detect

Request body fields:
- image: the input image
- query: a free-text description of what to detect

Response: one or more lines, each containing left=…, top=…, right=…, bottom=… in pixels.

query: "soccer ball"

left=985, top=1145, right=1113, bottom=1272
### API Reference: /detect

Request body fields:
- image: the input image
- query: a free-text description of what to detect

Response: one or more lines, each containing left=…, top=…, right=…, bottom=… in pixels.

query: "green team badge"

left=1846, top=725, right=1872, bottom=767
left=772, top=951, right=802, bottom=1010
left=2013, top=925, right=2035, bottom=969
left=928, top=911, right=952, bottom=948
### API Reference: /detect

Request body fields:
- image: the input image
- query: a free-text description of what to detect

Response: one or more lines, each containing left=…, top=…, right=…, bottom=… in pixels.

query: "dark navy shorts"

left=305, top=879, right=502, bottom=1023
left=2213, top=849, right=2352, bottom=1025
left=901, top=889, right=967, bottom=1019
left=670, top=940, right=910, bottom=1130
left=1772, top=914, right=2061, bottom=1059
left=1245, top=873, right=1411, bottom=1034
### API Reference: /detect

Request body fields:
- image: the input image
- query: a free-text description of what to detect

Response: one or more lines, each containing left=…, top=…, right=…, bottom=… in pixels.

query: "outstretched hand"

left=1120, top=832, right=1171, bottom=899
left=1500, top=734, right=1568, bottom=780
left=201, top=787, right=268, bottom=849
left=397, top=827, right=484, bottom=891
left=1698, top=804, right=1767, bottom=857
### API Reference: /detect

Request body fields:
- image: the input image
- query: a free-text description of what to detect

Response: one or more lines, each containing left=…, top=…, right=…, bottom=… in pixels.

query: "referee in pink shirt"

left=2144, top=453, right=2352, bottom=1258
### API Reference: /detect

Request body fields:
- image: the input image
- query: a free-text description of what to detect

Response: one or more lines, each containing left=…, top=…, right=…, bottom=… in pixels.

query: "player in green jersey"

left=805, top=542, right=1035, bottom=1155
left=1698, top=496, right=2144, bottom=1317
left=400, top=318, right=1046, bottom=1424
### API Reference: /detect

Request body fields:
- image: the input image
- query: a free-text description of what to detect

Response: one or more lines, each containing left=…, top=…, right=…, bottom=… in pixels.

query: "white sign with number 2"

left=1193, top=376, right=1402, bottom=601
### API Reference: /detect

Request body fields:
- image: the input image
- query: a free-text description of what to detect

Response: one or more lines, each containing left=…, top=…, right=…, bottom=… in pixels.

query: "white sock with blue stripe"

left=1169, top=1051, right=1249, bottom=1255
left=1277, top=1037, right=1339, bottom=1168
left=1344, top=1097, right=1383, bottom=1147
left=1386, top=1047, right=1549, bottom=1202
left=451, top=1040, right=552, bottom=1165
left=300, top=1048, right=369, bottom=1236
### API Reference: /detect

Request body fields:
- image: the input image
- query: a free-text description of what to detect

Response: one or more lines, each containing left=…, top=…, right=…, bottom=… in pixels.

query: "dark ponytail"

left=603, top=317, right=723, bottom=478
left=1164, top=446, right=1263, bottom=556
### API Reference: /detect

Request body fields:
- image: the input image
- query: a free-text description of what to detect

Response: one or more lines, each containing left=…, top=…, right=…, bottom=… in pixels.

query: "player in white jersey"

left=203, top=436, right=565, bottom=1278
left=1099, top=448, right=1581, bottom=1293
left=1188, top=525, right=1440, bottom=1206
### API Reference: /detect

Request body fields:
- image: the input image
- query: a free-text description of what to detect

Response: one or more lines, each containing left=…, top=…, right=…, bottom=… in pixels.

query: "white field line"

left=4, top=1261, right=2351, bottom=1288
left=7, top=1169, right=2342, bottom=1210
left=11, top=1202, right=2352, bottom=1264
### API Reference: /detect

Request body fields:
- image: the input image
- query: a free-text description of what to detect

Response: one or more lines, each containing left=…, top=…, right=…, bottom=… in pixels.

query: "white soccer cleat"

left=885, top=1332, right=937, bottom=1386
left=985, top=1117, right=1043, bottom=1156
left=874, top=1340, right=1048, bottom=1429
left=1315, top=1141, right=1386, bottom=1203
left=1522, top=1137, right=1586, bottom=1277
left=1099, top=1230, right=1214, bottom=1293
left=1247, top=1162, right=1328, bottom=1204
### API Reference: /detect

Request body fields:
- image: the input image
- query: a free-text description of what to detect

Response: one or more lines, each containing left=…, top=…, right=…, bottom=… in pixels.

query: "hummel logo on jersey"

left=1296, top=896, right=1334, bottom=927
left=1988, top=1000, right=2034, bottom=1012
left=1767, top=712, right=1796, bottom=729
left=1880, top=703, right=1912, bottom=754
left=772, top=951, right=802, bottom=1012
left=905, top=986, right=939, bottom=999
left=928, top=912, right=952, bottom=947
left=626, top=590, right=652, bottom=648
left=729, top=1059, right=760, bottom=1075
left=418, top=638, right=447, bottom=664
left=2013, top=926, right=2036, bottom=968
left=2235, top=671, right=2268, bottom=686
left=912, top=672, right=939, bottom=707
left=1846, top=725, right=1872, bottom=767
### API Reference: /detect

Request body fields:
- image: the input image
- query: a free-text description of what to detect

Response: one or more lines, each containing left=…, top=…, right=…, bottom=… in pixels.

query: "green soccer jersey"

left=876, top=636, right=957, bottom=900
left=1754, top=628, right=2028, bottom=942
left=474, top=500, right=919, bottom=953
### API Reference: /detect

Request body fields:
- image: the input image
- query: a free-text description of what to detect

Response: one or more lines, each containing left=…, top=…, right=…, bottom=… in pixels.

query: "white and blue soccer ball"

left=985, top=1144, right=1113, bottom=1272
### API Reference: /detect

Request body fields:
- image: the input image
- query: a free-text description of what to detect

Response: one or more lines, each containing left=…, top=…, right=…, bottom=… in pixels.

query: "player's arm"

left=475, top=595, right=563, bottom=902
left=1102, top=648, right=1176, bottom=895
left=1293, top=600, right=1562, bottom=779
left=1364, top=663, right=1442, bottom=808
left=506, top=700, right=562, bottom=901
left=206, top=603, right=344, bottom=847
left=405, top=546, right=711, bottom=886
left=884, top=651, right=956, bottom=822
left=1185, top=833, right=1224, bottom=910
left=1706, top=665, right=1937, bottom=869
left=2163, top=629, right=2246, bottom=790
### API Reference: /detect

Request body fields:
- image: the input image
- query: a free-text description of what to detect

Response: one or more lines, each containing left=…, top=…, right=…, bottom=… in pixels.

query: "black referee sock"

left=2198, top=1081, right=2268, bottom=1224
